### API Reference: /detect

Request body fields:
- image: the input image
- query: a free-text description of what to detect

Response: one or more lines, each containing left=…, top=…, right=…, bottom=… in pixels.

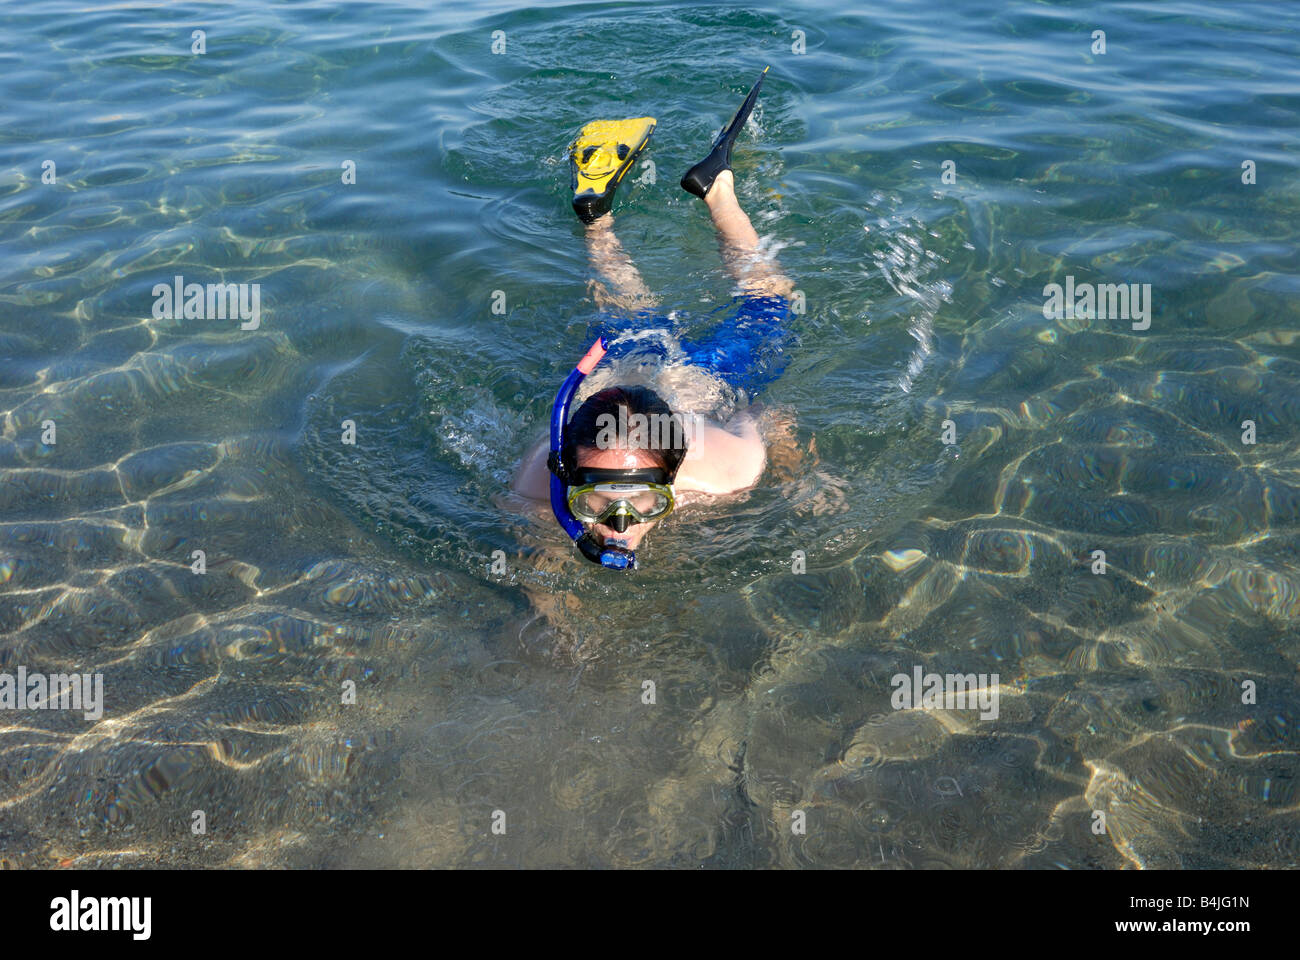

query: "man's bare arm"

left=512, top=437, right=552, bottom=501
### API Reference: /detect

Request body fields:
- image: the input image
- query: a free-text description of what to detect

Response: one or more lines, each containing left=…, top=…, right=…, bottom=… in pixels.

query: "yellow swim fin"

left=568, top=117, right=656, bottom=223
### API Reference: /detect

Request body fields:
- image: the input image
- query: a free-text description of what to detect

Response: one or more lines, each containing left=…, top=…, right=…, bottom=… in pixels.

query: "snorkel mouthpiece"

left=549, top=337, right=639, bottom=571
left=596, top=538, right=634, bottom=569
left=574, top=530, right=632, bottom=568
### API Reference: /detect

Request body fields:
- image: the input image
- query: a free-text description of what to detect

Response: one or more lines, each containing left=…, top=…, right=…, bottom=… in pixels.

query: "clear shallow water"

left=1, top=0, right=1298, bottom=868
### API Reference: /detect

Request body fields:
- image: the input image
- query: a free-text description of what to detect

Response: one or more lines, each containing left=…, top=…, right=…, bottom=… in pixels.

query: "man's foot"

left=680, top=66, right=768, bottom=200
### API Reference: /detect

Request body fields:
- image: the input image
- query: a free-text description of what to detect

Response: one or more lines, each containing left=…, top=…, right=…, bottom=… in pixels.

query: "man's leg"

left=585, top=214, right=657, bottom=313
left=701, top=170, right=794, bottom=300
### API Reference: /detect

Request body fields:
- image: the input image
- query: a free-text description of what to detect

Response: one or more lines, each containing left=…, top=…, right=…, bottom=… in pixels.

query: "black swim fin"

left=680, top=66, right=769, bottom=199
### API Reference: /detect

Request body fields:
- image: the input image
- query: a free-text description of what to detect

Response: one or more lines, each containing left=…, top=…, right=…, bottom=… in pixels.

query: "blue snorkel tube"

left=547, top=338, right=636, bottom=570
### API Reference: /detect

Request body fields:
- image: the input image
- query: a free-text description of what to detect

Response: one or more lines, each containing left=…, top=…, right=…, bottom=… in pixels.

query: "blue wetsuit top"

left=592, top=294, right=794, bottom=397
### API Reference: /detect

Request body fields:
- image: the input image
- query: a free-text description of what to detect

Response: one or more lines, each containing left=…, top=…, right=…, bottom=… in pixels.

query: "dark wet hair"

left=564, top=385, right=688, bottom=478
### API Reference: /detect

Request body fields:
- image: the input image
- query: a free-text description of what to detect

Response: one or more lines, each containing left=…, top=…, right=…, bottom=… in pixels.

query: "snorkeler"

left=513, top=67, right=795, bottom=569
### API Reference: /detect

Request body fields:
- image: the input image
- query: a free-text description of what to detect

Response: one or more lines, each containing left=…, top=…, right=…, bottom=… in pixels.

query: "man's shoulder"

left=675, top=419, right=765, bottom=495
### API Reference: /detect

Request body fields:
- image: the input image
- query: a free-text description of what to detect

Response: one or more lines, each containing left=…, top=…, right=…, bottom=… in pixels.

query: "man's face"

left=574, top=446, right=663, bottom=551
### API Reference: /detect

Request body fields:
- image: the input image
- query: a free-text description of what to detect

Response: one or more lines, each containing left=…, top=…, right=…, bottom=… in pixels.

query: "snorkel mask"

left=566, top=467, right=675, bottom=531
left=546, top=338, right=677, bottom=570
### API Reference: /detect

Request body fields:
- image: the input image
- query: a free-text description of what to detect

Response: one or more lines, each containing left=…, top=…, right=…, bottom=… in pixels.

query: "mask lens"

left=631, top=489, right=671, bottom=515
left=572, top=490, right=613, bottom=517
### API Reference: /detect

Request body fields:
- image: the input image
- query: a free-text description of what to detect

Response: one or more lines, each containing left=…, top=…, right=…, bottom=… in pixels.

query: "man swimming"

left=513, top=68, right=796, bottom=569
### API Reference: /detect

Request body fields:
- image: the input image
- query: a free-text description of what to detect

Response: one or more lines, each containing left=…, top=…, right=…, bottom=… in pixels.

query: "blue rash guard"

left=591, top=294, right=794, bottom=397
